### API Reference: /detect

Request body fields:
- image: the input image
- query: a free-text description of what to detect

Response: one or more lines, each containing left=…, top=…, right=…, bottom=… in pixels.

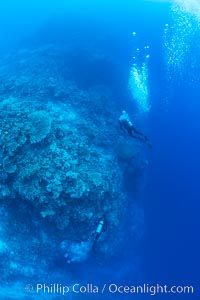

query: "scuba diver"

left=119, top=110, right=152, bottom=148
left=92, top=215, right=107, bottom=253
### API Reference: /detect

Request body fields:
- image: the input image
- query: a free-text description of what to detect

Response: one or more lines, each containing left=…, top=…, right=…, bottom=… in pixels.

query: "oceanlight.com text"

left=108, top=283, right=194, bottom=295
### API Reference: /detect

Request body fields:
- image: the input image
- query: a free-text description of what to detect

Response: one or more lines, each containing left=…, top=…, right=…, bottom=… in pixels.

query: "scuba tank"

left=92, top=215, right=107, bottom=253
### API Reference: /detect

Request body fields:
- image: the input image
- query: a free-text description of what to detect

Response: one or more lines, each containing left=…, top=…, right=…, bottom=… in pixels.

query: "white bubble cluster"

left=164, top=0, right=200, bottom=83
left=175, top=0, right=200, bottom=19
left=128, top=31, right=151, bottom=114
left=128, top=62, right=150, bottom=114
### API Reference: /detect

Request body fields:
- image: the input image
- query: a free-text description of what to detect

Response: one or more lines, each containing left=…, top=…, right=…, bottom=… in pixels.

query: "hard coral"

left=28, top=110, right=51, bottom=144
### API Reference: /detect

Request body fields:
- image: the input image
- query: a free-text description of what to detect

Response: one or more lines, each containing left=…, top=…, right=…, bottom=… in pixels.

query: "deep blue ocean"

left=0, top=0, right=199, bottom=299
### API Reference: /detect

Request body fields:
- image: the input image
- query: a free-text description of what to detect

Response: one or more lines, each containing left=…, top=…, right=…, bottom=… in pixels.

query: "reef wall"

left=0, top=45, right=144, bottom=284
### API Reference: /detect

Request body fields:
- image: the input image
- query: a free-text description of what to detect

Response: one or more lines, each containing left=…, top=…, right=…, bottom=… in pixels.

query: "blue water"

left=0, top=0, right=199, bottom=299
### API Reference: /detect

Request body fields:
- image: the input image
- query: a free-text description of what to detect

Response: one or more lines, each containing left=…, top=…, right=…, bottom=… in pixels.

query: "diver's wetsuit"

left=119, top=111, right=151, bottom=147
left=92, top=216, right=107, bottom=253
left=126, top=124, right=147, bottom=141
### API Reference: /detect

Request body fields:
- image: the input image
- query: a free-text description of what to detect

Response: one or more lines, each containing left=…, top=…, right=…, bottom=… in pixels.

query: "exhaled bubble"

left=163, top=0, right=200, bottom=84
left=128, top=32, right=151, bottom=114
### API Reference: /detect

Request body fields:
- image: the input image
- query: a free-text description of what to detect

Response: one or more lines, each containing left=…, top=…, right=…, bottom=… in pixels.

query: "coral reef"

left=0, top=45, right=144, bottom=285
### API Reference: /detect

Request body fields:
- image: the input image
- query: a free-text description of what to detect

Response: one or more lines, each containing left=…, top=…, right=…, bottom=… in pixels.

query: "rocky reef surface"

left=0, top=45, right=144, bottom=286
